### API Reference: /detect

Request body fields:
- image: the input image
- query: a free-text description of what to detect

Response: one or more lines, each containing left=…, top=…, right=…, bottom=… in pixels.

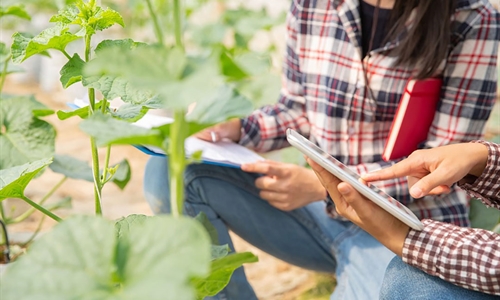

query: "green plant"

left=0, top=2, right=133, bottom=248
left=0, top=5, right=67, bottom=246
left=1, top=0, right=258, bottom=298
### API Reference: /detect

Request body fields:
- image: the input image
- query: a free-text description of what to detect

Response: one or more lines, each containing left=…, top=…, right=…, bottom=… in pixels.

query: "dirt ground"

left=2, top=78, right=324, bottom=300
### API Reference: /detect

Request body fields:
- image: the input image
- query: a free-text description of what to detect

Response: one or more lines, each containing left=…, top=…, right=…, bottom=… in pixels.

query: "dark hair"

left=388, top=0, right=457, bottom=79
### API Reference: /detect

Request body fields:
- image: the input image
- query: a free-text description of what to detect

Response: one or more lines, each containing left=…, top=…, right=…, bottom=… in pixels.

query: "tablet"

left=286, top=129, right=424, bottom=231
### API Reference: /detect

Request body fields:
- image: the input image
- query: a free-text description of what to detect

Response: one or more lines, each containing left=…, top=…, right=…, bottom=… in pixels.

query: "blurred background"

left=1, top=0, right=499, bottom=299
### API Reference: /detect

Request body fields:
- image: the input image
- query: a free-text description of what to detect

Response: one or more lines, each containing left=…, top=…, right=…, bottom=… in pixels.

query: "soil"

left=2, top=78, right=321, bottom=299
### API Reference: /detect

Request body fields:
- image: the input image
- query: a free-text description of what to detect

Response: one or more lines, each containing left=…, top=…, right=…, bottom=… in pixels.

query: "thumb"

left=338, top=182, right=362, bottom=206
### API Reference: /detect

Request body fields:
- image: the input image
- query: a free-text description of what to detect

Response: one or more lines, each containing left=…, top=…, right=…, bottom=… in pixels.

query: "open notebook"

left=70, top=100, right=264, bottom=168
left=132, top=112, right=264, bottom=168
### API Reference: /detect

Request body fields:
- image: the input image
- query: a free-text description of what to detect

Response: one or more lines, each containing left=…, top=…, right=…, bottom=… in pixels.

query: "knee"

left=379, top=257, right=413, bottom=300
left=142, top=158, right=218, bottom=213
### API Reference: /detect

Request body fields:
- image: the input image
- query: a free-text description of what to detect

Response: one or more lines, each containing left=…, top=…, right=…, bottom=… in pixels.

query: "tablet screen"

left=286, top=129, right=423, bottom=230
left=317, top=147, right=412, bottom=216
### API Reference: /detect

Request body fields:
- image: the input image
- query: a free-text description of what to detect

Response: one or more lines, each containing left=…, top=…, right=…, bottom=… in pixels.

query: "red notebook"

left=382, top=77, right=443, bottom=161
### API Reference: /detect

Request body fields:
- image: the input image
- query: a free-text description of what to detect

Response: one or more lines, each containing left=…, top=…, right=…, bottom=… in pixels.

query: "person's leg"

left=144, top=156, right=396, bottom=300
left=144, top=157, right=340, bottom=299
left=328, top=223, right=396, bottom=299
left=380, top=256, right=500, bottom=300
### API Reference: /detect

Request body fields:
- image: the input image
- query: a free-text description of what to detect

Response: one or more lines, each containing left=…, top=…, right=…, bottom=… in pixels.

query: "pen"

left=211, top=131, right=218, bottom=143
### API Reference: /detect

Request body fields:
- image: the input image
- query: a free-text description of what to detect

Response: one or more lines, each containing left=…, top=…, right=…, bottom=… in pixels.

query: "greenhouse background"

left=1, top=0, right=499, bottom=299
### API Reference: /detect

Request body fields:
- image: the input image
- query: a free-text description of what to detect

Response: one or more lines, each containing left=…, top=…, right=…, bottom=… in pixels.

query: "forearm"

left=239, top=101, right=310, bottom=152
left=403, top=219, right=500, bottom=295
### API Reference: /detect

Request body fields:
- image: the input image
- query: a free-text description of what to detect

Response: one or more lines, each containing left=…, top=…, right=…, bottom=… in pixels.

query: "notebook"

left=132, top=113, right=264, bottom=168
left=68, top=100, right=264, bottom=168
left=382, top=77, right=443, bottom=161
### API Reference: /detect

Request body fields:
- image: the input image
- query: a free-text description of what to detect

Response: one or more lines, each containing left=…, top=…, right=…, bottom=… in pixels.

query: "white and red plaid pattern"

left=404, top=142, right=500, bottom=295
left=239, top=0, right=499, bottom=226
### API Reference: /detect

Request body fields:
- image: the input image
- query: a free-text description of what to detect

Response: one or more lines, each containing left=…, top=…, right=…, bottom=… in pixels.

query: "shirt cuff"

left=458, top=140, right=500, bottom=208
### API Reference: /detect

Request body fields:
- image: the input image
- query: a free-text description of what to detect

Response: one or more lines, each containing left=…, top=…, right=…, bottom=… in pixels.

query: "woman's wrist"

left=468, top=142, right=489, bottom=178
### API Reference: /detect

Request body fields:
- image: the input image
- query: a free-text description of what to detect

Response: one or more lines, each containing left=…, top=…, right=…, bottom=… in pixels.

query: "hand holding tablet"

left=286, top=129, right=424, bottom=231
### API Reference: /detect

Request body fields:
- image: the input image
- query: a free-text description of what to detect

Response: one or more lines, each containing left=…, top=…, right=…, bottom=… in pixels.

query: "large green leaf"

left=0, top=158, right=52, bottom=201
left=79, top=113, right=210, bottom=150
left=81, top=39, right=161, bottom=120
left=79, top=113, right=165, bottom=148
left=186, top=85, right=253, bottom=124
left=237, top=72, right=281, bottom=107
left=0, top=95, right=56, bottom=170
left=56, top=101, right=108, bottom=120
left=194, top=252, right=258, bottom=300
left=0, top=4, right=31, bottom=20
left=0, top=215, right=212, bottom=299
left=59, top=53, right=85, bottom=88
left=86, top=7, right=124, bottom=34
left=49, top=155, right=131, bottom=190
left=95, top=39, right=147, bottom=53
left=115, top=214, right=149, bottom=239
left=109, top=159, right=131, bottom=190
left=11, top=24, right=82, bottom=63
left=50, top=2, right=124, bottom=36
left=49, top=154, right=93, bottom=181
left=195, top=212, right=219, bottom=244
left=83, top=45, right=226, bottom=110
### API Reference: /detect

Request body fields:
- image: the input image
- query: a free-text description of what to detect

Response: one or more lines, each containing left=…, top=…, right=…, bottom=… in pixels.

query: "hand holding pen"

left=194, top=118, right=242, bottom=143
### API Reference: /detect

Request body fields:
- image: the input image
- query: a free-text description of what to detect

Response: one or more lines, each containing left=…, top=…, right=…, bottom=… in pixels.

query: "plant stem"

left=0, top=203, right=6, bottom=222
left=10, top=177, right=67, bottom=224
left=173, top=0, right=184, bottom=50
left=61, top=49, right=71, bottom=60
left=100, top=98, right=108, bottom=114
left=90, top=138, right=103, bottom=215
left=0, top=55, right=11, bottom=94
left=169, top=110, right=188, bottom=217
left=20, top=214, right=46, bottom=247
left=84, top=33, right=103, bottom=215
left=145, top=0, right=164, bottom=46
left=102, top=145, right=111, bottom=183
left=19, top=196, right=62, bottom=222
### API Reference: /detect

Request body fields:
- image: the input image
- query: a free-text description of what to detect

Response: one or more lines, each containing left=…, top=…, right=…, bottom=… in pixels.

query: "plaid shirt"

left=239, top=0, right=499, bottom=226
left=404, top=141, right=500, bottom=295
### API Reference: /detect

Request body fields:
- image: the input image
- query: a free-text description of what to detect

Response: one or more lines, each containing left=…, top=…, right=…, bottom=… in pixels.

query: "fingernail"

left=410, top=187, right=423, bottom=198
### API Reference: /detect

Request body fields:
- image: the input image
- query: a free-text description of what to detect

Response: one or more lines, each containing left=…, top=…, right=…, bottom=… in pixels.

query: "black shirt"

left=360, top=1, right=392, bottom=57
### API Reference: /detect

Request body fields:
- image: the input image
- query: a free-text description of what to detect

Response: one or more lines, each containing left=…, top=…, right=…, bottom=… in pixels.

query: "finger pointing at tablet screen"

left=286, top=129, right=424, bottom=231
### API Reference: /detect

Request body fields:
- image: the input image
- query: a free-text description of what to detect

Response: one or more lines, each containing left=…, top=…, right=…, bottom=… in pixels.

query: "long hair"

left=388, top=0, right=457, bottom=79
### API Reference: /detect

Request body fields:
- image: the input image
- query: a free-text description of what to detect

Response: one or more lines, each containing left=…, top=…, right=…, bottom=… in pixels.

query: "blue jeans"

left=144, top=157, right=395, bottom=300
left=380, top=257, right=500, bottom=299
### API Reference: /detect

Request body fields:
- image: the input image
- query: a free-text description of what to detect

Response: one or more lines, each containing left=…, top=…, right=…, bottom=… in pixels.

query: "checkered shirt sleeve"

left=403, top=141, right=500, bottom=295
left=458, top=141, right=500, bottom=206
left=239, top=0, right=499, bottom=227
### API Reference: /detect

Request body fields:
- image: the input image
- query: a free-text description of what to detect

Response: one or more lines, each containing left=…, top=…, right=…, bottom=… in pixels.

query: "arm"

left=239, top=0, right=310, bottom=153
left=347, top=5, right=499, bottom=206
left=308, top=141, right=500, bottom=295
left=363, top=141, right=500, bottom=208
left=404, top=219, right=500, bottom=295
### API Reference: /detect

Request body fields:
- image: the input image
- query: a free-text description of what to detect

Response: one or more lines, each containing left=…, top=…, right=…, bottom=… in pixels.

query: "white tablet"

left=286, top=129, right=424, bottom=231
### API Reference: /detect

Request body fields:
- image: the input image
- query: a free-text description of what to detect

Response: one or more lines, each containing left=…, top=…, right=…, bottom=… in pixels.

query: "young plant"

left=0, top=5, right=65, bottom=247
left=2, top=0, right=258, bottom=298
